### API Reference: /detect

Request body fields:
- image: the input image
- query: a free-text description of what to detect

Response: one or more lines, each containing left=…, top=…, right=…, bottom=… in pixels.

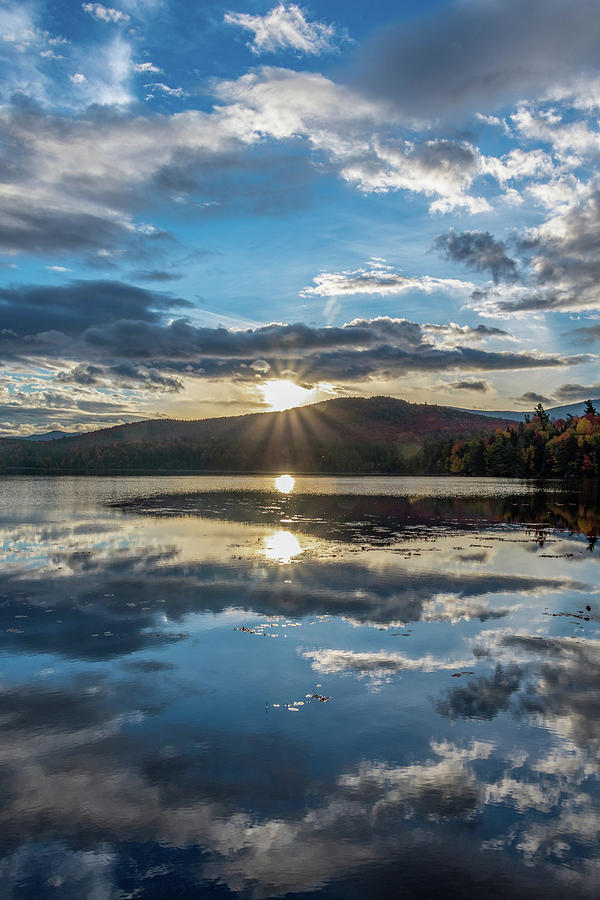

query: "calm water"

left=0, top=475, right=599, bottom=898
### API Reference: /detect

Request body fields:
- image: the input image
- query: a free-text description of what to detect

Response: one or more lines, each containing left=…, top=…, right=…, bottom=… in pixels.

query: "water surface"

left=0, top=475, right=599, bottom=898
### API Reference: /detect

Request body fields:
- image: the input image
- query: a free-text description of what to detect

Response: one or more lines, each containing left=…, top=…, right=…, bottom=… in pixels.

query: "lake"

left=0, top=475, right=599, bottom=898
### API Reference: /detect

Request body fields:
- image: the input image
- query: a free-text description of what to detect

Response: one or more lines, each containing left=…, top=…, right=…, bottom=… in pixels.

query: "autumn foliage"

left=434, top=406, right=600, bottom=478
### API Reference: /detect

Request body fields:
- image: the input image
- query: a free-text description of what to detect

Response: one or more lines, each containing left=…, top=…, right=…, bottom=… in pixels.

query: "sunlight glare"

left=263, top=530, right=302, bottom=564
left=274, top=474, right=295, bottom=493
left=261, top=379, right=311, bottom=411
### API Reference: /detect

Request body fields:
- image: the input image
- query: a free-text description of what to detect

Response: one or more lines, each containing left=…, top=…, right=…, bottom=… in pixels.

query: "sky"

left=1, top=0, right=600, bottom=434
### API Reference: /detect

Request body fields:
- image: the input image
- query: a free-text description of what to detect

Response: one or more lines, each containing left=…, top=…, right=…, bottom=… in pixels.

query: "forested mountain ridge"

left=2, top=396, right=598, bottom=477
left=0, top=396, right=515, bottom=474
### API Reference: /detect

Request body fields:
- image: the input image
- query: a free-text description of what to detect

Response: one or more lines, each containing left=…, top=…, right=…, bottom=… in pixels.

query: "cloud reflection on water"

left=0, top=478, right=598, bottom=897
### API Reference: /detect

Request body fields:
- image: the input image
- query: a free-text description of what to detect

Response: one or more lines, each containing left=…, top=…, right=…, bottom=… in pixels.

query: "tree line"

left=428, top=400, right=600, bottom=478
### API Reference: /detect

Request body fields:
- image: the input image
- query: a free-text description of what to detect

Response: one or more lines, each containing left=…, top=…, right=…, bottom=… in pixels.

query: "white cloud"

left=301, top=260, right=473, bottom=298
left=82, top=3, right=131, bottom=25
left=338, top=136, right=489, bottom=213
left=512, top=104, right=600, bottom=157
left=525, top=174, right=587, bottom=212
left=71, top=35, right=133, bottom=106
left=224, top=3, right=348, bottom=56
left=70, top=72, right=87, bottom=84
left=0, top=5, right=42, bottom=50
left=0, top=65, right=496, bottom=241
left=482, top=148, right=555, bottom=185
left=133, top=61, right=161, bottom=73
left=145, top=81, right=187, bottom=98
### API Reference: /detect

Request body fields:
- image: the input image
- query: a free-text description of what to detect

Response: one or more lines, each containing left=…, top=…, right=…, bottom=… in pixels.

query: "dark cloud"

left=80, top=317, right=571, bottom=382
left=0, top=282, right=576, bottom=393
left=515, top=391, right=554, bottom=405
left=151, top=146, right=316, bottom=217
left=0, top=103, right=317, bottom=266
left=56, top=364, right=105, bottom=386
left=57, top=362, right=183, bottom=393
left=570, top=323, right=600, bottom=344
left=434, top=230, right=519, bottom=284
left=0, top=280, right=190, bottom=339
left=355, top=0, right=600, bottom=118
left=553, top=383, right=600, bottom=402
left=449, top=381, right=490, bottom=393
left=0, top=205, right=128, bottom=256
left=128, top=269, right=184, bottom=282
left=425, top=323, right=510, bottom=340
left=484, top=192, right=600, bottom=314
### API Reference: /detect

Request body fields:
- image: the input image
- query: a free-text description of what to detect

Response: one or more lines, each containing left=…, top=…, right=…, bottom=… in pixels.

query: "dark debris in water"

left=539, top=553, right=575, bottom=558
left=543, top=607, right=594, bottom=621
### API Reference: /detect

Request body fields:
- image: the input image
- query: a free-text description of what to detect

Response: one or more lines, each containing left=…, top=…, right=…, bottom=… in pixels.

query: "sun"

left=274, top=474, right=295, bottom=493
left=261, top=379, right=311, bottom=411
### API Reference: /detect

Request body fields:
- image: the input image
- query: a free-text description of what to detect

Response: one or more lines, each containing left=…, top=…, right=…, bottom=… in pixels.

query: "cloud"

left=77, top=315, right=574, bottom=384
left=224, top=4, right=348, bottom=56
left=422, top=323, right=510, bottom=348
left=512, top=104, right=600, bottom=157
left=71, top=34, right=134, bottom=106
left=82, top=3, right=130, bottom=25
left=434, top=230, right=519, bottom=284
left=300, top=260, right=474, bottom=298
left=213, top=69, right=490, bottom=212
left=337, top=137, right=488, bottom=213
left=355, top=0, right=600, bottom=119
left=57, top=362, right=183, bottom=392
left=515, top=391, right=554, bottom=405
left=481, top=148, right=555, bottom=186
left=144, top=81, right=187, bottom=99
left=0, top=286, right=575, bottom=389
left=553, top=382, right=600, bottom=402
left=0, top=66, right=503, bottom=259
left=0, top=280, right=190, bottom=339
left=570, top=323, right=600, bottom=344
left=473, top=191, right=600, bottom=314
left=128, top=269, right=183, bottom=282
left=448, top=380, right=490, bottom=393
left=132, top=61, right=161, bottom=73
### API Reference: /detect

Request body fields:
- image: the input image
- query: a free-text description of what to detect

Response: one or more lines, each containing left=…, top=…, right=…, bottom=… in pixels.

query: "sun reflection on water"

left=263, top=530, right=302, bottom=564
left=274, top=474, right=295, bottom=493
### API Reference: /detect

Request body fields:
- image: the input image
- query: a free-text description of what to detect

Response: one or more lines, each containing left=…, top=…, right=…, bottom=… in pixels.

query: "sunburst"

left=261, top=379, right=313, bottom=411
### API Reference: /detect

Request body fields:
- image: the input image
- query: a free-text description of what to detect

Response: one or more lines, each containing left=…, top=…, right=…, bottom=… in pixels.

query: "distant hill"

left=457, top=398, right=600, bottom=422
left=21, top=430, right=80, bottom=442
left=0, top=396, right=516, bottom=474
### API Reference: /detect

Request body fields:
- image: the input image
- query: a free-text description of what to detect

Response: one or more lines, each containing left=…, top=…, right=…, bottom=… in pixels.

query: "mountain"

left=456, top=398, right=600, bottom=422
left=21, top=430, right=80, bottom=442
left=0, top=396, right=517, bottom=474
left=543, top=399, right=600, bottom=420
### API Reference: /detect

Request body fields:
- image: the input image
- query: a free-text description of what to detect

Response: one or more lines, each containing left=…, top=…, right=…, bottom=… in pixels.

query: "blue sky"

left=1, top=0, right=600, bottom=433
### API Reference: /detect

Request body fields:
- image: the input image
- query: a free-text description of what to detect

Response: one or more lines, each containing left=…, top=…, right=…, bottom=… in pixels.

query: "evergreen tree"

left=584, top=399, right=597, bottom=416
left=533, top=402, right=550, bottom=428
